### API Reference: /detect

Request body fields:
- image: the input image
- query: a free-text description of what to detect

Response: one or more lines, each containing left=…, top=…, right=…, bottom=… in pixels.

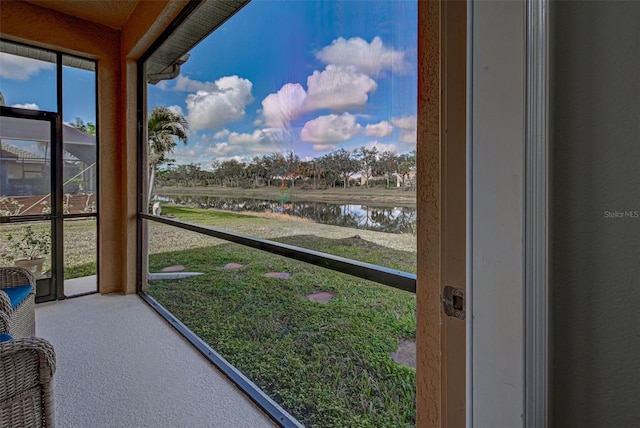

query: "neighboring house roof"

left=0, top=115, right=96, bottom=165
left=0, top=143, right=45, bottom=162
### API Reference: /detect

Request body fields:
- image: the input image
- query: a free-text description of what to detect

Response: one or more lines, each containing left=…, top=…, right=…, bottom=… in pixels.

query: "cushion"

left=0, top=333, right=12, bottom=342
left=2, top=285, right=33, bottom=310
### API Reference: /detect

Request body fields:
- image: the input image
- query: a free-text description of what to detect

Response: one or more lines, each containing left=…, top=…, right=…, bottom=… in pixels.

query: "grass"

left=4, top=206, right=417, bottom=426
left=147, top=233, right=416, bottom=427
left=1, top=220, right=98, bottom=280
left=63, top=219, right=97, bottom=279
left=162, top=205, right=259, bottom=224
left=64, top=262, right=95, bottom=280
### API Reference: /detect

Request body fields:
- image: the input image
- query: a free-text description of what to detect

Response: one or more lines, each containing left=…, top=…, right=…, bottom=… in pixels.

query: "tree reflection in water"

left=156, top=195, right=416, bottom=234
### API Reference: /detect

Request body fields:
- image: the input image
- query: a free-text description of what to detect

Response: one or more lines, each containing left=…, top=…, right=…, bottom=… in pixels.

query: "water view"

left=156, top=194, right=416, bottom=234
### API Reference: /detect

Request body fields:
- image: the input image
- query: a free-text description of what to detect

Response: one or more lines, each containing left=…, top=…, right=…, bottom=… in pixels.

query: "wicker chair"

left=0, top=267, right=36, bottom=338
left=0, top=312, right=9, bottom=336
left=0, top=336, right=56, bottom=427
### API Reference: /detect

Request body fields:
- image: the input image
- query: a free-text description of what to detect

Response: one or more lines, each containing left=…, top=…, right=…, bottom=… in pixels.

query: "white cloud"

left=392, top=115, right=417, bottom=145
left=391, top=115, right=416, bottom=130
left=365, top=120, right=393, bottom=138
left=170, top=147, right=203, bottom=165
left=11, top=103, right=39, bottom=110
left=185, top=75, right=254, bottom=131
left=228, top=130, right=264, bottom=145
left=362, top=141, right=397, bottom=153
left=205, top=137, right=278, bottom=160
left=312, top=144, right=338, bottom=152
left=0, top=53, right=54, bottom=81
left=316, top=36, right=409, bottom=76
left=304, top=65, right=377, bottom=111
left=155, top=80, right=169, bottom=91
left=399, top=131, right=417, bottom=145
left=213, top=129, right=230, bottom=140
left=167, top=105, right=184, bottom=117
left=261, top=83, right=307, bottom=128
left=228, top=128, right=291, bottom=147
left=300, top=113, right=361, bottom=150
left=173, top=75, right=219, bottom=92
left=260, top=65, right=378, bottom=129
left=170, top=139, right=237, bottom=165
left=168, top=127, right=294, bottom=164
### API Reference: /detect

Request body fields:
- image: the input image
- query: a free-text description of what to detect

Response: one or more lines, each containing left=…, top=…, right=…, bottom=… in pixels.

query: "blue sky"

left=0, top=56, right=95, bottom=126
left=0, top=0, right=417, bottom=169
left=148, top=0, right=417, bottom=168
left=0, top=54, right=96, bottom=158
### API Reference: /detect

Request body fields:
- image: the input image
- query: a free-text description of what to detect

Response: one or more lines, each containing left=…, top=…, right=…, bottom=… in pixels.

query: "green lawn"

left=146, top=212, right=417, bottom=427
left=1, top=220, right=98, bottom=280
left=5, top=206, right=417, bottom=426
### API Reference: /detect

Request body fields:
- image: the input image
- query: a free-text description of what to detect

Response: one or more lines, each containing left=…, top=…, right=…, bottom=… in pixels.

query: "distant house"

left=0, top=142, right=49, bottom=195
left=0, top=121, right=97, bottom=196
left=394, top=167, right=417, bottom=188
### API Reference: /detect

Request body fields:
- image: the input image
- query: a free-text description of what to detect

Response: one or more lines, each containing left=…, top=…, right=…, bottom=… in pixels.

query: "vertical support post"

left=416, top=0, right=442, bottom=425
left=418, top=1, right=467, bottom=426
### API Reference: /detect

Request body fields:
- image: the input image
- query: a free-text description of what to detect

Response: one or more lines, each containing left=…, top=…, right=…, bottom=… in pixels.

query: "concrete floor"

left=36, top=294, right=275, bottom=428
left=63, top=274, right=97, bottom=296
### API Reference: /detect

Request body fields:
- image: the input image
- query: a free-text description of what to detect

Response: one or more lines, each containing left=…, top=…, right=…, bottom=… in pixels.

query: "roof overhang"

left=0, top=40, right=95, bottom=72
left=145, top=1, right=249, bottom=82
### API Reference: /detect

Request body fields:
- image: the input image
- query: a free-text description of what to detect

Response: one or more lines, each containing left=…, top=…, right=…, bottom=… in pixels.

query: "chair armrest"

left=0, top=291, right=11, bottom=316
left=0, top=267, right=37, bottom=289
left=0, top=311, right=9, bottom=334
left=0, top=267, right=36, bottom=314
left=0, top=337, right=56, bottom=381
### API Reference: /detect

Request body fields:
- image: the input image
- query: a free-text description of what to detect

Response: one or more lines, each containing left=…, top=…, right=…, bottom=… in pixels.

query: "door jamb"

left=417, top=1, right=467, bottom=426
left=0, top=106, right=60, bottom=302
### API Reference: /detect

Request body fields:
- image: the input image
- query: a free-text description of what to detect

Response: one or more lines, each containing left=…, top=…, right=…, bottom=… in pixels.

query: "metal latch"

left=442, top=286, right=465, bottom=320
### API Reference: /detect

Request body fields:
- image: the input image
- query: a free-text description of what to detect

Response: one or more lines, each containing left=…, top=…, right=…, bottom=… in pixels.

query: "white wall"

left=469, top=1, right=526, bottom=426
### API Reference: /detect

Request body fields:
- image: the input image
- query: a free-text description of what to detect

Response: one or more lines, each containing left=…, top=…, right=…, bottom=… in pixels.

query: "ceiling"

left=25, top=0, right=140, bottom=30
left=19, top=0, right=250, bottom=82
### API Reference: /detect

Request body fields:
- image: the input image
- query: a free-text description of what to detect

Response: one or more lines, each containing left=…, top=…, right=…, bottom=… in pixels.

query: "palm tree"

left=147, top=106, right=189, bottom=207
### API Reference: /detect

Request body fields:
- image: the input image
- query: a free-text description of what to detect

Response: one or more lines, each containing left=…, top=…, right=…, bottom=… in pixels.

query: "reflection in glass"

left=63, top=59, right=97, bottom=215
left=0, top=116, right=51, bottom=217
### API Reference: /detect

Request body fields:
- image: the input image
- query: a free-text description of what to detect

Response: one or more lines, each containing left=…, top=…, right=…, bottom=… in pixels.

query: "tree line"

left=144, top=106, right=416, bottom=194
left=156, top=147, right=417, bottom=190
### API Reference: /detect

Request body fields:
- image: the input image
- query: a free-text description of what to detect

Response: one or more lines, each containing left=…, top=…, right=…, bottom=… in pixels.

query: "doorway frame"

left=417, top=1, right=467, bottom=426
left=467, top=0, right=551, bottom=426
left=0, top=106, right=62, bottom=302
left=0, top=38, right=101, bottom=300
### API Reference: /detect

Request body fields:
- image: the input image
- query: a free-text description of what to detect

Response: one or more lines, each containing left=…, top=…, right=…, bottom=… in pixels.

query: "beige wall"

left=0, top=0, right=187, bottom=294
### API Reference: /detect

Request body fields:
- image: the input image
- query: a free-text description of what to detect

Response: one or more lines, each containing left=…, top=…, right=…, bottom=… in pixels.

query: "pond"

left=156, top=194, right=417, bottom=235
